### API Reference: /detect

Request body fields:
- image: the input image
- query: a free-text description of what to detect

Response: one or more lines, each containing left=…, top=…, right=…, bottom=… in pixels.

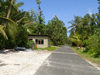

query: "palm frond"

left=0, top=25, right=8, bottom=40
left=24, top=22, right=35, bottom=26
left=15, top=2, right=24, bottom=8
left=0, top=17, right=17, bottom=39
left=16, top=17, right=27, bottom=24
left=0, top=16, right=17, bottom=25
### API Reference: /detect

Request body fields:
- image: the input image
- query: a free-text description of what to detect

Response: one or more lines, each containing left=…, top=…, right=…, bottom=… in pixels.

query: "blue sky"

left=18, top=0, right=98, bottom=35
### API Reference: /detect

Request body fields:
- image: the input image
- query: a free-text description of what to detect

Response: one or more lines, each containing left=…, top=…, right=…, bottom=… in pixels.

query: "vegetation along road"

left=34, top=46, right=100, bottom=75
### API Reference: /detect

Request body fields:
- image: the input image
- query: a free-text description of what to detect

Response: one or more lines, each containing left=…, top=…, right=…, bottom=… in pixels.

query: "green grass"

left=39, top=46, right=58, bottom=51
left=72, top=47, right=100, bottom=66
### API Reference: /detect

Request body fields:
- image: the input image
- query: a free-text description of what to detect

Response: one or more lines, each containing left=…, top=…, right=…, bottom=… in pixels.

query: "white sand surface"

left=0, top=50, right=52, bottom=75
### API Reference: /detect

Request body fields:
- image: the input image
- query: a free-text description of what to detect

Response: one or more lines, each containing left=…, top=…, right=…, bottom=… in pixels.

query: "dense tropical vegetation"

left=0, top=0, right=67, bottom=49
left=0, top=0, right=100, bottom=58
left=69, top=0, right=100, bottom=57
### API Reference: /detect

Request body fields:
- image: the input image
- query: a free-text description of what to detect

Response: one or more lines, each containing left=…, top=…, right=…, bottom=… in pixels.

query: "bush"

left=0, top=35, right=17, bottom=49
left=0, top=26, right=29, bottom=50
left=16, top=26, right=28, bottom=47
left=6, top=39, right=17, bottom=49
left=85, top=34, right=100, bottom=57
left=0, top=35, right=6, bottom=49
left=70, top=33, right=83, bottom=47
left=26, top=40, right=33, bottom=48
left=49, top=40, right=54, bottom=46
left=26, top=40, right=38, bottom=50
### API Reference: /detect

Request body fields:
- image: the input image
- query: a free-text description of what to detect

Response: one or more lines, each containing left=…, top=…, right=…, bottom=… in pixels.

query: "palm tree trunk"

left=7, top=0, right=14, bottom=18
left=3, top=0, right=14, bottom=40
left=38, top=4, right=42, bottom=24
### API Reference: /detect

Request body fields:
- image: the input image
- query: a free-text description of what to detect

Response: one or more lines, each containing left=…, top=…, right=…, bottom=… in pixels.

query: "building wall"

left=29, top=36, right=49, bottom=48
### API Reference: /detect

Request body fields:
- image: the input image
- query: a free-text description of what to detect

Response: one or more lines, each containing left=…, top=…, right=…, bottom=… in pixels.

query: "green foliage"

left=45, top=47, right=57, bottom=51
left=98, top=0, right=100, bottom=13
left=47, top=16, right=67, bottom=46
left=69, top=14, right=96, bottom=41
left=72, top=47, right=100, bottom=66
left=34, top=44, right=38, bottom=50
left=16, top=26, right=28, bottom=47
left=0, top=17, right=18, bottom=40
left=36, top=0, right=41, bottom=4
left=37, top=24, right=48, bottom=35
left=70, top=33, right=83, bottom=47
left=69, top=13, right=100, bottom=57
left=0, top=25, right=8, bottom=40
left=69, top=0, right=100, bottom=57
left=6, top=38, right=17, bottom=49
left=26, top=40, right=38, bottom=50
left=49, top=40, right=54, bottom=46
left=0, top=35, right=6, bottom=49
left=85, top=34, right=100, bottom=57
left=26, top=40, right=34, bottom=48
left=0, top=0, right=35, bottom=49
left=0, top=0, right=68, bottom=50
left=39, top=46, right=57, bottom=51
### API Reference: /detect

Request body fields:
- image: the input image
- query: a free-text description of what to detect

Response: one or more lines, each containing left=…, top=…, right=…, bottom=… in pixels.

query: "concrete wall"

left=29, top=36, right=49, bottom=48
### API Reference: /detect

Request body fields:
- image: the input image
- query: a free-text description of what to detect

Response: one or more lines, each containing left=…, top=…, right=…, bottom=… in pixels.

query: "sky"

left=18, top=0, right=98, bottom=36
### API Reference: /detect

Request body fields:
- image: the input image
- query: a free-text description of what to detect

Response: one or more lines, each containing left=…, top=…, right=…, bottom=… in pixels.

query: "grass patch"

left=72, top=47, right=100, bottom=66
left=39, top=46, right=58, bottom=51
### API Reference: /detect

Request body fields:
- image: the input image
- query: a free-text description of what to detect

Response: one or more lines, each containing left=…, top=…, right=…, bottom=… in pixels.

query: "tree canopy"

left=69, top=0, right=100, bottom=57
left=0, top=0, right=68, bottom=49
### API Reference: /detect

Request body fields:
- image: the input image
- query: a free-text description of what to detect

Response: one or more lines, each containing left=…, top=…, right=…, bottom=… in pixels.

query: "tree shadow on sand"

left=0, top=49, right=23, bottom=54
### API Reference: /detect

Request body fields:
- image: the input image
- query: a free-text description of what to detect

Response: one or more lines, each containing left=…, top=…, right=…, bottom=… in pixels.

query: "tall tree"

left=7, top=0, right=14, bottom=18
left=0, top=0, right=23, bottom=39
left=96, top=0, right=100, bottom=27
left=69, top=16, right=81, bottom=34
left=97, top=0, right=100, bottom=13
left=47, top=16, right=67, bottom=45
left=36, top=0, right=43, bottom=24
left=35, top=0, right=46, bottom=35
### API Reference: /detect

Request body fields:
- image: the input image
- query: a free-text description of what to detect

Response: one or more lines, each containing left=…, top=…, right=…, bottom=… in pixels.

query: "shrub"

left=49, top=40, right=54, bottom=46
left=26, top=40, right=33, bottom=48
left=6, top=39, right=17, bottom=49
left=26, top=40, right=38, bottom=50
left=70, top=33, right=83, bottom=47
left=0, top=35, right=6, bottom=49
left=16, top=26, right=28, bottom=47
left=0, top=35, right=17, bottom=49
left=85, top=34, right=100, bottom=57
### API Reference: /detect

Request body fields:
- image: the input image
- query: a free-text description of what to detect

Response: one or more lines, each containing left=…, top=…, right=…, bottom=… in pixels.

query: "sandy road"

left=0, top=50, right=52, bottom=75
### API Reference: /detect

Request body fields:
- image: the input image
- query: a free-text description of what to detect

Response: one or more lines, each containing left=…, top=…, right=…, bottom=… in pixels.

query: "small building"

left=28, top=35, right=50, bottom=48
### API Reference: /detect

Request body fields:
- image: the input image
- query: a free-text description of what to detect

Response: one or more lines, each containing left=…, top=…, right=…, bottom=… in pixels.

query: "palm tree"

left=0, top=25, right=8, bottom=39
left=7, top=0, right=14, bottom=18
left=69, top=16, right=81, bottom=33
left=36, top=0, right=43, bottom=24
left=7, top=0, right=24, bottom=18
left=0, top=0, right=23, bottom=39
left=0, top=17, right=17, bottom=40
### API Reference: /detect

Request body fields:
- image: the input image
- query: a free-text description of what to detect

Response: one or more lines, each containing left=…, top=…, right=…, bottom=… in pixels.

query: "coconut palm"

left=36, top=0, right=43, bottom=24
left=69, top=16, right=82, bottom=34
left=0, top=17, right=17, bottom=39
left=0, top=0, right=23, bottom=39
